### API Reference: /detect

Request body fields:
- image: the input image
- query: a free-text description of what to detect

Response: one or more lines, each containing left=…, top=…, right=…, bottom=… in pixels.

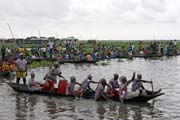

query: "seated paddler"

left=42, top=62, right=64, bottom=91
left=119, top=72, right=136, bottom=102
left=131, top=74, right=161, bottom=95
left=27, top=71, right=41, bottom=91
left=66, top=76, right=81, bottom=96
left=95, top=78, right=110, bottom=101
left=79, top=74, right=98, bottom=97
left=107, top=73, right=119, bottom=97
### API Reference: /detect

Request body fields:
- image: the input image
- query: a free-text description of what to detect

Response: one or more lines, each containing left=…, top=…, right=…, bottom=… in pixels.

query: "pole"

left=39, top=30, right=41, bottom=38
left=7, top=23, right=16, bottom=44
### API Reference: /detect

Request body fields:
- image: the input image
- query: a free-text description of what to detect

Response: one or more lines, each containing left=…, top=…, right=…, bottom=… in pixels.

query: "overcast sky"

left=0, top=0, right=180, bottom=40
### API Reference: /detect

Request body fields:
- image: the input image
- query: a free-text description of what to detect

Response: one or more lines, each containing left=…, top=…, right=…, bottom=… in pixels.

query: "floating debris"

left=98, top=61, right=110, bottom=66
left=117, top=59, right=124, bottom=62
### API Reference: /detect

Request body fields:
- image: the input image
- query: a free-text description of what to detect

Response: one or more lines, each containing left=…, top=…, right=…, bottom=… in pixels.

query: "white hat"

left=20, top=53, right=24, bottom=56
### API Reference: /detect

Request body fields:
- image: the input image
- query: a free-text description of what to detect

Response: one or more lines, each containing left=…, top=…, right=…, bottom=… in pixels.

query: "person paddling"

left=119, top=72, right=135, bottom=102
left=44, top=62, right=64, bottom=84
left=95, top=78, right=110, bottom=101
left=42, top=62, right=64, bottom=92
left=79, top=74, right=98, bottom=97
left=66, top=76, right=81, bottom=95
left=108, top=73, right=119, bottom=97
left=131, top=74, right=161, bottom=95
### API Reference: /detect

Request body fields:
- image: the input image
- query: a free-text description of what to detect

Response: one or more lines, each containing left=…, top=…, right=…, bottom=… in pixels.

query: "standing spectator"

left=173, top=39, right=177, bottom=53
left=1, top=45, right=6, bottom=61
left=48, top=40, right=54, bottom=59
left=41, top=45, right=47, bottom=58
left=15, top=53, right=27, bottom=84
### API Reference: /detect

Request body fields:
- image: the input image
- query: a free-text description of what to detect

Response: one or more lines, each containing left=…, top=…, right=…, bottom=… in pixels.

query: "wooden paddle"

left=119, top=95, right=124, bottom=103
left=101, top=93, right=113, bottom=103
left=151, top=79, right=154, bottom=96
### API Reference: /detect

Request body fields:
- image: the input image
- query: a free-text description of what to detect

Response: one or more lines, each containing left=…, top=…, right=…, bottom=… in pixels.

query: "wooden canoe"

left=7, top=82, right=165, bottom=103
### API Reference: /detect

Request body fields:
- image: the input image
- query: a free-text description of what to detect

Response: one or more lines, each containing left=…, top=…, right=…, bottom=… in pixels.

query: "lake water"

left=1, top=56, right=180, bottom=120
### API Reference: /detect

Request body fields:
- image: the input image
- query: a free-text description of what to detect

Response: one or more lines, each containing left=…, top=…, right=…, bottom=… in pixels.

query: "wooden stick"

left=101, top=93, right=113, bottom=103
left=151, top=79, right=154, bottom=96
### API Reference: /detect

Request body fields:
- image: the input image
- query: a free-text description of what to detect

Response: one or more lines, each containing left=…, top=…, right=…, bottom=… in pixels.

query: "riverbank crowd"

left=0, top=40, right=179, bottom=64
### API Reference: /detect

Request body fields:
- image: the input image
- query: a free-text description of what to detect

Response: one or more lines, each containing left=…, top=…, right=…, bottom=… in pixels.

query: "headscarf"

left=114, top=73, right=119, bottom=78
left=119, top=76, right=127, bottom=84
left=54, top=62, right=60, bottom=68
left=99, top=78, right=107, bottom=85
left=137, top=74, right=142, bottom=79
left=114, top=73, right=119, bottom=80
left=70, top=76, right=76, bottom=83
left=87, top=74, right=92, bottom=80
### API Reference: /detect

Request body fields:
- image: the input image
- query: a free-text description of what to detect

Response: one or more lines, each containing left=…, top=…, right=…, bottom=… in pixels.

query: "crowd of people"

left=137, top=40, right=178, bottom=55
left=0, top=40, right=179, bottom=65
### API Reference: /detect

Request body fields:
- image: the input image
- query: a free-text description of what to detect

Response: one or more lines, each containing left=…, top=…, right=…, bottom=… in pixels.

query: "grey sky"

left=0, top=0, right=180, bottom=40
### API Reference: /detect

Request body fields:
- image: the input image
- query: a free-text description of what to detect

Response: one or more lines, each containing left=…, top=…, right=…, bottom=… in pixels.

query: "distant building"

left=24, top=36, right=60, bottom=45
left=61, top=36, right=79, bottom=42
left=87, top=39, right=96, bottom=44
left=0, top=38, right=7, bottom=44
left=47, top=37, right=56, bottom=41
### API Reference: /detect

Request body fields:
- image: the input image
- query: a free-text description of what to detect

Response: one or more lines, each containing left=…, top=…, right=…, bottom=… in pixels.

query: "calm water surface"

left=1, top=56, right=180, bottom=120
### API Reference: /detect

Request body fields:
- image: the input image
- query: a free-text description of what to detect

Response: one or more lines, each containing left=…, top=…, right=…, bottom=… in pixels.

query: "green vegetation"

left=1, top=40, right=180, bottom=52
left=28, top=60, right=53, bottom=68
left=97, top=61, right=110, bottom=66
left=0, top=42, right=42, bottom=48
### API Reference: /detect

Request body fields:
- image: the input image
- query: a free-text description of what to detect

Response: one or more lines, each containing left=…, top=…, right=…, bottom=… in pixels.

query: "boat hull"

left=7, top=82, right=165, bottom=102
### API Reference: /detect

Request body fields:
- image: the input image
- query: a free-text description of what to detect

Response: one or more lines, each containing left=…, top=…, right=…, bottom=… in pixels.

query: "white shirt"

left=47, top=67, right=61, bottom=82
left=28, top=78, right=40, bottom=91
left=41, top=47, right=46, bottom=52
left=15, top=59, right=27, bottom=71
left=48, top=42, right=54, bottom=49
left=7, top=48, right=11, bottom=53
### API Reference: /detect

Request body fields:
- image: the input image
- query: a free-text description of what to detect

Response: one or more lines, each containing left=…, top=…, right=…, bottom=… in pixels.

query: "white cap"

left=20, top=53, right=24, bottom=56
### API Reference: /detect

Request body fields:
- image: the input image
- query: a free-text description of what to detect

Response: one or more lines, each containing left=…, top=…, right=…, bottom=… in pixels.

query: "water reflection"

left=13, top=92, right=164, bottom=120
left=43, top=97, right=76, bottom=119
left=15, top=95, right=28, bottom=120
left=96, top=102, right=106, bottom=119
left=43, top=98, right=59, bottom=119
left=118, top=104, right=129, bottom=120
left=95, top=101, right=162, bottom=120
left=27, top=95, right=37, bottom=118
